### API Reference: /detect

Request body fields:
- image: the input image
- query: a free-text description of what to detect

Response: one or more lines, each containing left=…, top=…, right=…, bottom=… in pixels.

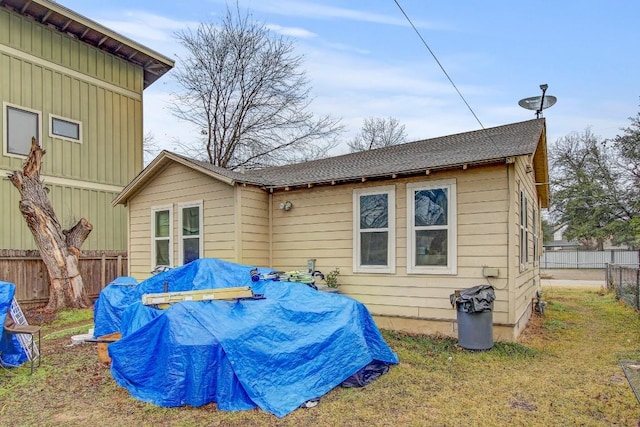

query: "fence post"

left=619, top=267, right=623, bottom=299
left=636, top=268, right=640, bottom=311
left=100, top=253, right=106, bottom=290
left=117, top=255, right=123, bottom=278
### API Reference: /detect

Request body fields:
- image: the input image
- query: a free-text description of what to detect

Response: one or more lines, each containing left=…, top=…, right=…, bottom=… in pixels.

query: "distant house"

left=544, top=224, right=631, bottom=251
left=0, top=0, right=173, bottom=252
left=544, top=224, right=579, bottom=251
left=114, top=118, right=550, bottom=341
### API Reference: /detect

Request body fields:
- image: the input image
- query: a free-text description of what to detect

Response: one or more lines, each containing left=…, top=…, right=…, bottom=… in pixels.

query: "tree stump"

left=8, top=138, right=92, bottom=310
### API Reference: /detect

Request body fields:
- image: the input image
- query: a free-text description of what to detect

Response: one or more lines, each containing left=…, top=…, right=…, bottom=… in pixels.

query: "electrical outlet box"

left=307, top=259, right=316, bottom=273
left=483, top=267, right=499, bottom=278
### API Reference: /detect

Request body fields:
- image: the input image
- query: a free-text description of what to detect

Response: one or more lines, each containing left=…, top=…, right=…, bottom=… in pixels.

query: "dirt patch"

left=24, top=308, right=57, bottom=325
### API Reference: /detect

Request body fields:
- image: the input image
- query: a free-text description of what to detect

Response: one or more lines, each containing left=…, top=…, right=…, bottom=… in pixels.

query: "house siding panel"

left=269, top=166, right=513, bottom=326
left=238, top=186, right=269, bottom=267
left=1, top=7, right=146, bottom=251
left=127, top=162, right=238, bottom=280
left=0, top=178, right=127, bottom=251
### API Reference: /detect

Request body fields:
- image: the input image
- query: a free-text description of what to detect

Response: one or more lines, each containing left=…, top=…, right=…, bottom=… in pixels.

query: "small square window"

left=50, top=115, right=82, bottom=143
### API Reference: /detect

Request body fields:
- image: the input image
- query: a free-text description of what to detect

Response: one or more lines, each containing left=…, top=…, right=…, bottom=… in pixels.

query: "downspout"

left=234, top=185, right=242, bottom=263
left=268, top=191, right=273, bottom=268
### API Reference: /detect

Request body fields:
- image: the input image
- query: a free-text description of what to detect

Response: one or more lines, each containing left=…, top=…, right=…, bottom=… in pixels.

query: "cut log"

left=8, top=138, right=92, bottom=310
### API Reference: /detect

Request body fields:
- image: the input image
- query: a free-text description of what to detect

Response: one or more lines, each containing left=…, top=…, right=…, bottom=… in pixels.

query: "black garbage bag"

left=341, top=360, right=390, bottom=388
left=450, top=284, right=495, bottom=313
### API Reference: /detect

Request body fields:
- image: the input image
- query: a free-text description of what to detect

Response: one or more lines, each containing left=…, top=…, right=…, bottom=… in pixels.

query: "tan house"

left=0, top=0, right=173, bottom=252
left=114, top=118, right=550, bottom=341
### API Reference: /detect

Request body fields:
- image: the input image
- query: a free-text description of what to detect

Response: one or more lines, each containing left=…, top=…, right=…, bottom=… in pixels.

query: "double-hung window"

left=152, top=206, right=173, bottom=269
left=353, top=186, right=395, bottom=273
left=407, top=179, right=457, bottom=274
left=4, top=103, right=41, bottom=157
left=179, top=201, right=203, bottom=265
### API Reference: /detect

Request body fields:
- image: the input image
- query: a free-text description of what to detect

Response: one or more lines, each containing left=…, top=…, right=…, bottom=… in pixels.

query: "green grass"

left=1, top=287, right=639, bottom=426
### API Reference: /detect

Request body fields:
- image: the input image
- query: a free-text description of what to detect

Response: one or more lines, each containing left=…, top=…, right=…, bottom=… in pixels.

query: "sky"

left=56, top=0, right=640, bottom=161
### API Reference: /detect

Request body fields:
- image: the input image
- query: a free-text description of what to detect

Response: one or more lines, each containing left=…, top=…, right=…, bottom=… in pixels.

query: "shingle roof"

left=115, top=118, right=546, bottom=206
left=239, top=118, right=546, bottom=188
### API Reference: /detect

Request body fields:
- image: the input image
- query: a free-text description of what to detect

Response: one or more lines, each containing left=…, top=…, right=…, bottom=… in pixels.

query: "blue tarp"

left=93, top=276, right=138, bottom=337
left=0, top=281, right=28, bottom=367
left=95, top=259, right=398, bottom=417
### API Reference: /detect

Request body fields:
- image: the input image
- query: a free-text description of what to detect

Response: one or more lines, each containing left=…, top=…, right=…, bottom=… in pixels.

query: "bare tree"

left=8, top=138, right=92, bottom=311
left=143, top=131, right=162, bottom=165
left=169, top=5, right=342, bottom=169
left=348, top=117, right=407, bottom=152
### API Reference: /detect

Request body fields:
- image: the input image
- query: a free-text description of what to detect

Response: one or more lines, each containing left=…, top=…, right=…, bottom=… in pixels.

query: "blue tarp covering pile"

left=94, top=258, right=398, bottom=417
left=0, top=281, right=28, bottom=367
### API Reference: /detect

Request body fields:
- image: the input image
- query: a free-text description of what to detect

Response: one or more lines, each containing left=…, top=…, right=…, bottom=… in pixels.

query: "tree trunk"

left=8, top=138, right=92, bottom=310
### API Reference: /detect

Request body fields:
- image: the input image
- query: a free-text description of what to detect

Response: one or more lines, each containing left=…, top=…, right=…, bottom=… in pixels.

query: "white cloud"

left=242, top=0, right=446, bottom=30
left=266, top=24, right=317, bottom=38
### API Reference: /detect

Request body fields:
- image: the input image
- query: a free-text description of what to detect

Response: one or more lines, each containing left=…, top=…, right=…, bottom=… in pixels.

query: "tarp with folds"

left=0, top=281, right=28, bottom=367
left=93, top=276, right=138, bottom=337
left=95, top=258, right=398, bottom=418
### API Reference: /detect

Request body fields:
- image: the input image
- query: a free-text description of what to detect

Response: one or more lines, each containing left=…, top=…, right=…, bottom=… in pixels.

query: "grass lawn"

left=1, top=286, right=639, bottom=426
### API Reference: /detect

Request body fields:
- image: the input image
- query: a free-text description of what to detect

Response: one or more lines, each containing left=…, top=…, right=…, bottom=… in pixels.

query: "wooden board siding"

left=1, top=7, right=145, bottom=251
left=0, top=9, right=141, bottom=94
left=1, top=178, right=127, bottom=251
left=270, top=164, right=513, bottom=325
left=238, top=186, right=269, bottom=267
left=127, top=162, right=238, bottom=280
left=0, top=49, right=143, bottom=185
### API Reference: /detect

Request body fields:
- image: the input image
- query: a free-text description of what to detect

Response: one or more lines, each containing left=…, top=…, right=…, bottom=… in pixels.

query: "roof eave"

left=2, top=0, right=174, bottom=88
left=532, top=125, right=551, bottom=208
left=265, top=157, right=515, bottom=192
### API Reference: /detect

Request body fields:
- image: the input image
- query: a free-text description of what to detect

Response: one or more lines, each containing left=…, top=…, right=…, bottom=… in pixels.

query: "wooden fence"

left=0, top=250, right=127, bottom=308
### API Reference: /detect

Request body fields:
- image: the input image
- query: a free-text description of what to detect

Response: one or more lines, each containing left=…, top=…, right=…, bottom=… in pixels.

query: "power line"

left=393, top=0, right=485, bottom=130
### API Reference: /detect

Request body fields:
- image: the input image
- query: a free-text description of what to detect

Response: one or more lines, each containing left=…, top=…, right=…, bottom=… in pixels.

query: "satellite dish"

left=518, top=84, right=557, bottom=118
left=518, top=95, right=557, bottom=111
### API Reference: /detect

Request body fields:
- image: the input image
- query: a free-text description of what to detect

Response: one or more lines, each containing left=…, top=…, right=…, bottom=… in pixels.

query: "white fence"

left=541, top=250, right=640, bottom=269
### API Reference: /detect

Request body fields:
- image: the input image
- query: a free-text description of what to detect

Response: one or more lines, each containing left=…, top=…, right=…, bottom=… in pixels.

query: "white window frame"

left=3, top=102, right=42, bottom=158
left=178, top=200, right=204, bottom=266
left=519, top=188, right=529, bottom=271
left=151, top=205, right=173, bottom=269
left=353, top=185, right=396, bottom=274
left=407, top=179, right=457, bottom=275
left=49, top=114, right=82, bottom=144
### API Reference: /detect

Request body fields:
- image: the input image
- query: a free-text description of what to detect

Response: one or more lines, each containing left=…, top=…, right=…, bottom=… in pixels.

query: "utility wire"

left=393, top=0, right=485, bottom=130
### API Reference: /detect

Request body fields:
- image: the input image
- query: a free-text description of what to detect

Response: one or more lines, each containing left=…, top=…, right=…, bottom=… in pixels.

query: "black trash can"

left=450, top=285, right=495, bottom=350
